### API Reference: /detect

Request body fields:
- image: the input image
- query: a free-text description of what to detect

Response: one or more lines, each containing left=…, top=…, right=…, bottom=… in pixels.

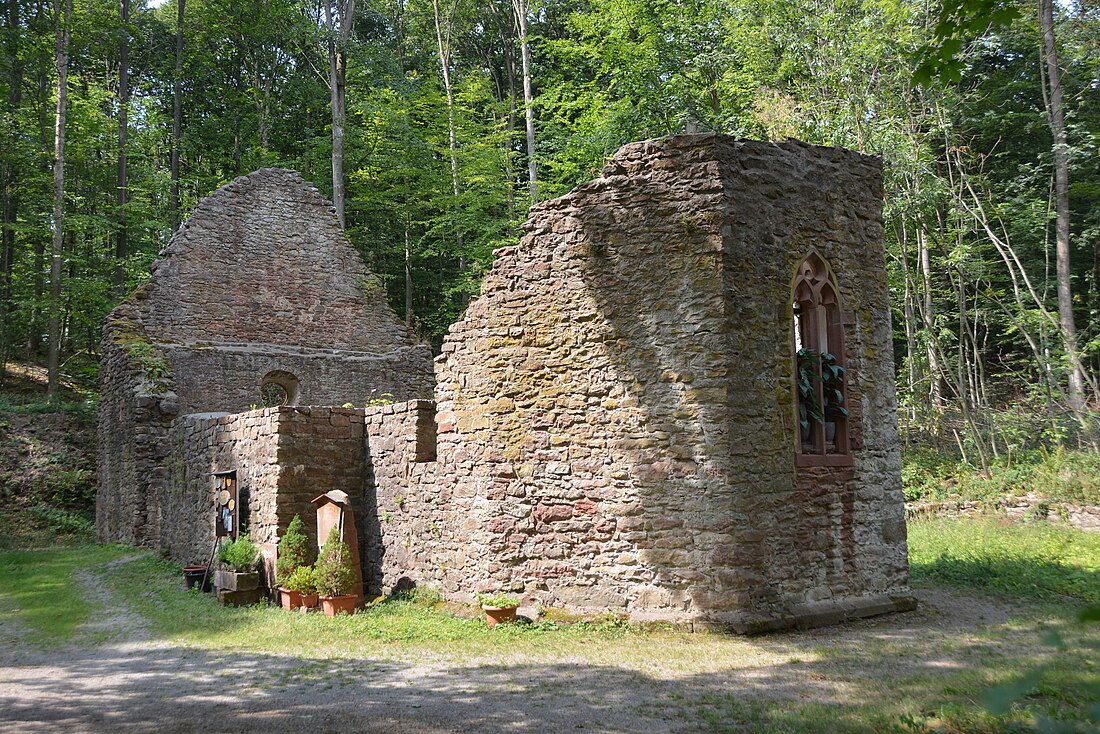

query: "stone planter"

left=320, top=594, right=358, bottom=617
left=214, top=569, right=260, bottom=592
left=482, top=605, right=518, bottom=628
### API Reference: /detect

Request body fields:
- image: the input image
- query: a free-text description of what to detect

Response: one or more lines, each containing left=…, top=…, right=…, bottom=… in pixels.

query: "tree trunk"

left=47, top=0, right=72, bottom=399
left=512, top=0, right=536, bottom=204
left=1039, top=0, right=1087, bottom=414
left=324, top=0, right=354, bottom=231
left=114, top=0, right=129, bottom=296
left=431, top=0, right=466, bottom=301
left=171, top=0, right=184, bottom=232
left=918, top=226, right=942, bottom=406
left=0, top=0, right=23, bottom=384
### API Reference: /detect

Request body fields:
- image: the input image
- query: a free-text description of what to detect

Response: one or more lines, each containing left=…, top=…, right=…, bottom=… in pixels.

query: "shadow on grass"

left=911, top=555, right=1100, bottom=605
left=1, top=616, right=1097, bottom=734
left=2, top=548, right=1097, bottom=733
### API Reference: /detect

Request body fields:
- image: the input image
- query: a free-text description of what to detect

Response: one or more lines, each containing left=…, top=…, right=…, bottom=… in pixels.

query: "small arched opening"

left=260, top=370, right=301, bottom=407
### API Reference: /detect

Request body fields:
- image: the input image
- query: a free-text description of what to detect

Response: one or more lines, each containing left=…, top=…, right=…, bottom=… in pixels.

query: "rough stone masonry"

left=98, top=134, right=913, bottom=631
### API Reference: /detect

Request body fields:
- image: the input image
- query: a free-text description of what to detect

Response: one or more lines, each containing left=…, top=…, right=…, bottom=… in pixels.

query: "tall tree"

left=114, top=0, right=129, bottom=296
left=47, top=0, right=73, bottom=398
left=323, top=0, right=355, bottom=230
left=512, top=0, right=536, bottom=203
left=171, top=0, right=184, bottom=232
left=1038, top=0, right=1087, bottom=413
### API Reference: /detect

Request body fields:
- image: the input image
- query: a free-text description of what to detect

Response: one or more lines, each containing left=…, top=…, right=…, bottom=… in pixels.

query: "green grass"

left=2, top=519, right=1098, bottom=732
left=908, top=516, right=1100, bottom=604
left=0, top=544, right=136, bottom=644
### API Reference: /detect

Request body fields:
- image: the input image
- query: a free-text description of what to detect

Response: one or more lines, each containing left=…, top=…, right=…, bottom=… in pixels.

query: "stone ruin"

left=97, top=134, right=913, bottom=631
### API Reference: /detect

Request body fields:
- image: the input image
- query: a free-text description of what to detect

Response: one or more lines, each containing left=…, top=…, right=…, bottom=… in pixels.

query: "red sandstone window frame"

left=792, top=251, right=852, bottom=468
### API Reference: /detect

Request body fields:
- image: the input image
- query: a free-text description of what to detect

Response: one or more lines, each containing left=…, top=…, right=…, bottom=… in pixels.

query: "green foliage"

left=796, top=349, right=847, bottom=432
left=275, top=515, right=313, bottom=583
left=33, top=468, right=95, bottom=512
left=314, top=526, right=356, bottom=597
left=902, top=447, right=1100, bottom=505
left=27, top=505, right=95, bottom=538
left=217, top=536, right=260, bottom=573
left=476, top=591, right=520, bottom=608
left=283, top=565, right=316, bottom=595
left=913, top=0, right=1021, bottom=83
left=908, top=517, right=1100, bottom=604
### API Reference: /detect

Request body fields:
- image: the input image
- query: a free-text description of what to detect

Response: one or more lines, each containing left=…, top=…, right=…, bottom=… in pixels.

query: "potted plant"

left=315, top=526, right=358, bottom=617
left=214, top=535, right=260, bottom=592
left=478, top=592, right=521, bottom=628
left=275, top=515, right=314, bottom=609
left=283, top=565, right=318, bottom=610
left=797, top=348, right=848, bottom=443
left=292, top=567, right=319, bottom=607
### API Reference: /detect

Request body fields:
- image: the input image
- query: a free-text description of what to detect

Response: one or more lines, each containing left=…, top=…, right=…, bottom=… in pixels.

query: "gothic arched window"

left=792, top=252, right=850, bottom=464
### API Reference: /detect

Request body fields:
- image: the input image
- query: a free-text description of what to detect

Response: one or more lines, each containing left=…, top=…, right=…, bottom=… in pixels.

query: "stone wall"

left=98, top=168, right=433, bottom=548
left=158, top=406, right=371, bottom=587
left=361, top=400, right=440, bottom=595
left=420, top=135, right=909, bottom=628
left=159, top=410, right=280, bottom=569
left=101, top=137, right=911, bottom=630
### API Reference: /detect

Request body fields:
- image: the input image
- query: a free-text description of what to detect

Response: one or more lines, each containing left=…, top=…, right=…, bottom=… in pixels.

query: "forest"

left=0, top=0, right=1097, bottom=468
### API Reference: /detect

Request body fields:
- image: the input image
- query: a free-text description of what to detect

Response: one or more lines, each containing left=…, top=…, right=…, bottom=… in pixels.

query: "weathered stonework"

left=414, top=134, right=911, bottom=628
left=99, top=136, right=910, bottom=630
left=97, top=169, right=433, bottom=548
left=160, top=406, right=370, bottom=587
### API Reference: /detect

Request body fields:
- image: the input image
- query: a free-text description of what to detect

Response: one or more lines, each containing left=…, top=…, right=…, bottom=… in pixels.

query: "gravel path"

left=0, top=572, right=1039, bottom=734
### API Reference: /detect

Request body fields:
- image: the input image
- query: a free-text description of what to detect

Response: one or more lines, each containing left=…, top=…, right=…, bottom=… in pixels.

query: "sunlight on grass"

left=0, top=544, right=135, bottom=644
left=2, top=517, right=1097, bottom=733
left=908, top=517, right=1100, bottom=603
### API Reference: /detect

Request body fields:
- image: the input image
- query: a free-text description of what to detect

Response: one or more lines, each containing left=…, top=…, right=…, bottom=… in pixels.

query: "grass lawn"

left=1, top=517, right=1097, bottom=733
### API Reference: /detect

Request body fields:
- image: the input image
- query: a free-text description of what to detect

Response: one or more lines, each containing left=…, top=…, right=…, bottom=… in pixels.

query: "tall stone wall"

left=361, top=400, right=440, bottom=596
left=98, top=168, right=433, bottom=548
left=423, top=135, right=909, bottom=628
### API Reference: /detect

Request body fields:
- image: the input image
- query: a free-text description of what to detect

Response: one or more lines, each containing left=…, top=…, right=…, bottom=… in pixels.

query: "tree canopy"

left=1, top=0, right=1097, bottom=456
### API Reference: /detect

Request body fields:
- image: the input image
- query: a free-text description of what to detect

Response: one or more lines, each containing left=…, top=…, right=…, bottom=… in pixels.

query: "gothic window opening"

left=792, top=252, right=850, bottom=464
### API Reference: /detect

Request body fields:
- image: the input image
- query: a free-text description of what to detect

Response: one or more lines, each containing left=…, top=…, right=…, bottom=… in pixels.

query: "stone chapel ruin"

left=98, top=134, right=913, bottom=631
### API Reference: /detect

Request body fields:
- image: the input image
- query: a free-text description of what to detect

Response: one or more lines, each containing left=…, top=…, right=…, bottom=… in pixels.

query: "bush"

left=283, top=565, right=316, bottom=594
left=275, top=515, right=313, bottom=584
left=477, top=592, right=520, bottom=608
left=217, top=536, right=259, bottom=573
left=314, top=526, right=356, bottom=597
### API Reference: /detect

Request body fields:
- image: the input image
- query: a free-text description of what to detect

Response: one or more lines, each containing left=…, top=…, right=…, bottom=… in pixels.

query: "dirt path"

left=0, top=583, right=1049, bottom=734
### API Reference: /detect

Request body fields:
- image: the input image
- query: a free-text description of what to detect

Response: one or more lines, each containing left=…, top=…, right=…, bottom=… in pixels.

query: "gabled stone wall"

left=98, top=169, right=433, bottom=548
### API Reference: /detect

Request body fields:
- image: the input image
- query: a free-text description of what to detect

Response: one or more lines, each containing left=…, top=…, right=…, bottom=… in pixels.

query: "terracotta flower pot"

left=299, top=593, right=319, bottom=610
left=279, top=587, right=302, bottom=610
left=482, top=605, right=518, bottom=628
left=320, top=594, right=358, bottom=617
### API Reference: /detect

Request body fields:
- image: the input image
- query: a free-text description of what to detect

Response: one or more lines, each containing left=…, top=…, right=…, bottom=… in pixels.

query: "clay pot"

left=482, top=605, right=518, bottom=628
left=279, top=588, right=302, bottom=610
left=320, top=594, right=358, bottom=618
left=299, top=593, right=319, bottom=610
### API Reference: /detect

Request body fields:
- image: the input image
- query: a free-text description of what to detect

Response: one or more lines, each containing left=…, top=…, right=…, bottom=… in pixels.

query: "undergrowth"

left=902, top=446, right=1100, bottom=505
